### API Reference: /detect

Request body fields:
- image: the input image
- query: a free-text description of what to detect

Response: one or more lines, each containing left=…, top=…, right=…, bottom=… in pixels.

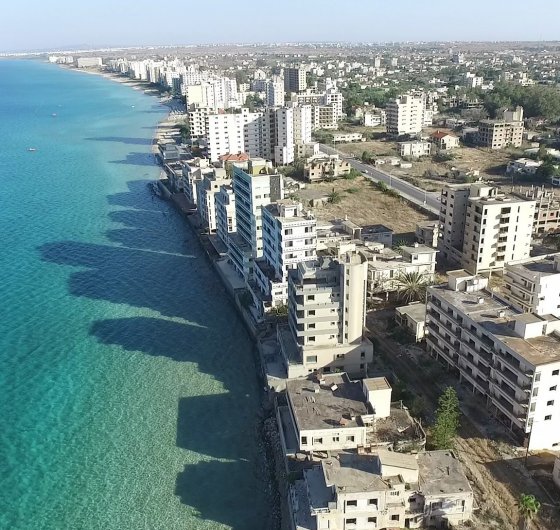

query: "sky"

left=1, top=0, right=560, bottom=52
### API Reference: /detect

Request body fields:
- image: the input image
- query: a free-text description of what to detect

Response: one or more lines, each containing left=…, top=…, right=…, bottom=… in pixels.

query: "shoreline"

left=59, top=62, right=283, bottom=528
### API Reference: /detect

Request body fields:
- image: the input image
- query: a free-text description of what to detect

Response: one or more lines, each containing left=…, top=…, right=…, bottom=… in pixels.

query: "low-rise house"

left=157, top=142, right=181, bottom=163
left=396, top=303, right=426, bottom=342
left=502, top=254, right=560, bottom=318
left=399, top=141, right=431, bottom=158
left=361, top=224, right=394, bottom=247
left=278, top=373, right=425, bottom=457
left=430, top=130, right=460, bottom=150
left=290, top=450, right=473, bottom=530
left=333, top=132, right=363, bottom=143
left=415, top=220, right=439, bottom=248
left=303, top=154, right=351, bottom=182
left=507, top=158, right=542, bottom=176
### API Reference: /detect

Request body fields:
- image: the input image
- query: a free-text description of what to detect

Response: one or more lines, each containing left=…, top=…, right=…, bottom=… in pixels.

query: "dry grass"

left=305, top=176, right=435, bottom=236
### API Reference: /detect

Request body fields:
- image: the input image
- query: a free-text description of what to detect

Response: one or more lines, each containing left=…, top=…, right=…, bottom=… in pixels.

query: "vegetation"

left=433, top=152, right=455, bottom=163
left=244, top=93, right=264, bottom=112
left=342, top=168, right=361, bottom=180
left=431, top=387, right=460, bottom=449
left=361, top=151, right=375, bottom=164
left=271, top=304, right=288, bottom=317
left=518, top=494, right=541, bottom=530
left=341, top=82, right=401, bottom=116
left=178, top=123, right=191, bottom=142
left=312, top=129, right=334, bottom=144
left=535, top=158, right=560, bottom=181
left=393, top=271, right=430, bottom=302
left=327, top=189, right=343, bottom=204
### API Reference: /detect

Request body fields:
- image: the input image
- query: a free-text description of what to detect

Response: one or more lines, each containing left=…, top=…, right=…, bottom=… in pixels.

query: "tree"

left=518, top=494, right=541, bottom=530
left=431, top=387, right=460, bottom=449
left=535, top=160, right=560, bottom=182
left=327, top=189, right=342, bottom=204
left=393, top=271, right=430, bottom=303
left=178, top=124, right=191, bottom=142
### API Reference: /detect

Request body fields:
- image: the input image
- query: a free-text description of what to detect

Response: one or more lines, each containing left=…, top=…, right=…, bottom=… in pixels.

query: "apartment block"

left=399, top=140, right=431, bottom=158
left=303, top=155, right=351, bottom=182
left=228, top=160, right=284, bottom=279
left=292, top=104, right=313, bottom=146
left=181, top=158, right=213, bottom=206
left=478, top=106, right=524, bottom=149
left=503, top=254, right=560, bottom=317
left=254, top=200, right=317, bottom=308
left=290, top=450, right=473, bottom=530
left=261, top=107, right=295, bottom=165
left=196, top=169, right=229, bottom=232
left=266, top=76, right=285, bottom=107
left=386, top=94, right=426, bottom=136
left=284, top=67, right=307, bottom=93
left=184, top=76, right=239, bottom=110
left=215, top=184, right=236, bottom=246
left=278, top=253, right=373, bottom=378
left=426, top=271, right=560, bottom=450
left=512, top=187, right=560, bottom=235
left=438, top=183, right=535, bottom=274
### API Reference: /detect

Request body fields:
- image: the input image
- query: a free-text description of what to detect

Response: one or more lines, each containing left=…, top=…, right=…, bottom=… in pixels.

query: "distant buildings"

left=438, top=183, right=535, bottom=274
left=284, top=67, right=307, bottom=93
left=426, top=271, right=560, bottom=450
left=76, top=57, right=102, bottom=68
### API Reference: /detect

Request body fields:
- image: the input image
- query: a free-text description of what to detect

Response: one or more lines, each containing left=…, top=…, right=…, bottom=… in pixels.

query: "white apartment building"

left=255, top=200, right=316, bottom=308
left=215, top=184, right=236, bottom=246
left=284, top=67, right=307, bottom=93
left=76, top=57, right=102, bottom=68
left=386, top=94, right=426, bottom=136
left=293, top=105, right=313, bottom=147
left=228, top=160, right=284, bottom=279
left=261, top=107, right=295, bottom=165
left=324, top=88, right=344, bottom=120
left=291, top=450, right=473, bottom=530
left=426, top=271, right=560, bottom=450
left=196, top=169, right=229, bottom=232
left=187, top=107, right=213, bottom=138
left=266, top=77, right=285, bottom=107
left=503, top=254, right=560, bottom=317
left=184, top=76, right=240, bottom=110
left=399, top=140, right=431, bottom=158
left=278, top=253, right=373, bottom=378
left=206, top=109, right=263, bottom=162
left=416, top=220, right=440, bottom=248
left=438, top=183, right=536, bottom=274
left=181, top=158, right=213, bottom=206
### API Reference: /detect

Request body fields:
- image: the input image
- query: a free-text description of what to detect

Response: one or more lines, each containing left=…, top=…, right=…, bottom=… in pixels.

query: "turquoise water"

left=0, top=61, right=271, bottom=530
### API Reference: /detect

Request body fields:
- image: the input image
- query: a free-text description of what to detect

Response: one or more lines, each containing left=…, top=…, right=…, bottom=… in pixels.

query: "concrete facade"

left=386, top=94, right=426, bottom=136
left=215, top=184, right=236, bottom=246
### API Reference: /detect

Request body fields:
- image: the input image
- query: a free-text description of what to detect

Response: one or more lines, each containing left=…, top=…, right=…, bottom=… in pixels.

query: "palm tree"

left=394, top=271, right=430, bottom=303
left=327, top=189, right=342, bottom=204
left=518, top=494, right=541, bottom=530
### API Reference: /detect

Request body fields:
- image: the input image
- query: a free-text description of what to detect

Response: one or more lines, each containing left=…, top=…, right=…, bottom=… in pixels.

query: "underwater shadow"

left=85, top=136, right=152, bottom=145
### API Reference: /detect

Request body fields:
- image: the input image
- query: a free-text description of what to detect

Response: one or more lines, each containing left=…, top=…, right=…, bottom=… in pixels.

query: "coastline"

left=58, top=62, right=284, bottom=528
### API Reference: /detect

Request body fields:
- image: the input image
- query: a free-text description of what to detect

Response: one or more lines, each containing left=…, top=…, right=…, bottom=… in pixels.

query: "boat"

left=52, top=113, right=57, bottom=117
left=27, top=148, right=37, bottom=152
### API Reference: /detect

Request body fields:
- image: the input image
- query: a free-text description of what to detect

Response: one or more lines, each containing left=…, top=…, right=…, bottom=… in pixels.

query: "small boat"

left=52, top=113, right=57, bottom=117
left=27, top=148, right=37, bottom=152
left=131, top=105, right=135, bottom=108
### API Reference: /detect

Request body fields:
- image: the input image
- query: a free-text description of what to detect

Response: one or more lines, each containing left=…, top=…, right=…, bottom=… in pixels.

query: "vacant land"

left=296, top=176, right=435, bottom=236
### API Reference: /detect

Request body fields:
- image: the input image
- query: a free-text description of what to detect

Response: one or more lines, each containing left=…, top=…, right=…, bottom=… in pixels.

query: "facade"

left=293, top=105, right=313, bottom=147
left=512, top=187, right=560, bottom=235
left=261, top=107, right=295, bottom=165
left=255, top=200, right=317, bottom=308
left=181, top=158, right=212, bottom=206
left=478, top=107, right=524, bottom=149
left=303, top=155, right=351, bottom=182
left=431, top=131, right=460, bottom=150
left=228, top=160, right=284, bottom=279
left=396, top=303, right=427, bottom=342
left=196, top=169, right=229, bottom=232
left=284, top=67, right=307, bottom=93
left=279, top=253, right=373, bottom=378
left=333, top=132, right=363, bottom=143
left=399, top=140, right=431, bottom=158
left=184, top=76, right=239, bottom=110
left=311, top=104, right=338, bottom=130
left=363, top=244, right=438, bottom=296
left=426, top=271, right=560, bottom=450
left=438, top=183, right=536, bottom=274
left=502, top=254, right=560, bottom=317
left=507, top=158, right=542, bottom=176
left=386, top=94, right=426, bottom=136
left=266, top=76, right=285, bottom=107
left=290, top=450, right=473, bottom=530
left=554, top=456, right=560, bottom=491
left=215, top=184, right=236, bottom=246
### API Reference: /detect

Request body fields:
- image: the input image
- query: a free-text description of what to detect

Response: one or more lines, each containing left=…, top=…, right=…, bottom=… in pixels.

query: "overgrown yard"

left=299, top=176, right=435, bottom=236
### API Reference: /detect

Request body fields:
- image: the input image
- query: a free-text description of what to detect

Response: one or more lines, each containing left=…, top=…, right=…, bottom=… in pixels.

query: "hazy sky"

left=2, top=0, right=559, bottom=52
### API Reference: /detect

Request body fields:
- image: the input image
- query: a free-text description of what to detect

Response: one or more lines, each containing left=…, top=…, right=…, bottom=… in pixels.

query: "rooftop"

left=286, top=374, right=370, bottom=431
left=418, top=451, right=472, bottom=497
left=377, top=449, right=419, bottom=471
left=363, top=377, right=391, bottom=392
left=429, top=285, right=560, bottom=366
left=322, top=453, right=391, bottom=493
left=396, top=303, right=427, bottom=323
left=506, top=254, right=560, bottom=279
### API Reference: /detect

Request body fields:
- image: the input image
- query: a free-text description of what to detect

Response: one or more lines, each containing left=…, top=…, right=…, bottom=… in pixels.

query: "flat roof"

left=322, top=453, right=390, bottom=493
left=396, top=303, right=427, bottom=322
left=286, top=374, right=369, bottom=431
left=363, top=377, right=391, bottom=391
left=430, top=285, right=560, bottom=366
left=377, top=449, right=419, bottom=471
left=418, top=451, right=472, bottom=497
left=506, top=255, right=560, bottom=278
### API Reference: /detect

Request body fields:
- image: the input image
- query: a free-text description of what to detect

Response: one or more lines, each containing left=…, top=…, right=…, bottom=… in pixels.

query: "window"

left=368, top=517, right=377, bottom=523
left=301, top=436, right=307, bottom=445
left=307, top=295, right=315, bottom=301
left=346, top=500, right=357, bottom=507
left=308, top=310, right=315, bottom=316
left=332, top=435, right=339, bottom=442
left=535, top=372, right=541, bottom=382
left=391, top=515, right=400, bottom=521
left=313, top=437, right=323, bottom=444
left=345, top=519, right=357, bottom=525
left=390, top=491, right=400, bottom=496
left=368, top=498, right=378, bottom=506
left=306, top=355, right=317, bottom=363
left=551, top=386, right=557, bottom=391
left=346, top=435, right=355, bottom=442
left=553, top=370, right=559, bottom=376
left=545, top=415, right=552, bottom=421
left=547, top=400, right=555, bottom=406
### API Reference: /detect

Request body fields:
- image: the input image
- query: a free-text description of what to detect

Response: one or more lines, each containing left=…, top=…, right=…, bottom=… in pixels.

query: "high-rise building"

left=478, top=107, right=524, bottom=149
left=278, top=253, right=373, bottom=378
left=265, top=76, right=285, bottom=107
left=284, top=67, right=307, bottom=93
left=254, top=200, right=316, bottom=309
left=292, top=104, right=313, bottom=146
left=438, top=183, right=536, bottom=273
left=426, top=270, right=560, bottom=450
left=215, top=184, right=237, bottom=247
left=386, top=94, right=426, bottom=136
left=196, top=169, right=229, bottom=232
left=261, top=107, right=295, bottom=165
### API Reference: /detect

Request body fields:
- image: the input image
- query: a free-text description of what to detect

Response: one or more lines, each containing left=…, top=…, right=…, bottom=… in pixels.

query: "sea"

left=0, top=60, right=271, bottom=530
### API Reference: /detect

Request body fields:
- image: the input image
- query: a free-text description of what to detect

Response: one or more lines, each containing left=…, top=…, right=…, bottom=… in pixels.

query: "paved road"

left=319, top=143, right=441, bottom=215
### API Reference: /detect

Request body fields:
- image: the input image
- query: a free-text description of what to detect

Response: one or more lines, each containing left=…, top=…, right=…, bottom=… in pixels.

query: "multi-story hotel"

left=278, top=253, right=373, bottom=378
left=438, top=183, right=535, bottom=273
left=426, top=270, right=560, bottom=450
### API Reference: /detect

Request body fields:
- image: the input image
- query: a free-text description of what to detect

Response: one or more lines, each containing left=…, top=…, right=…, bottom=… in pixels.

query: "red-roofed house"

left=430, top=130, right=460, bottom=150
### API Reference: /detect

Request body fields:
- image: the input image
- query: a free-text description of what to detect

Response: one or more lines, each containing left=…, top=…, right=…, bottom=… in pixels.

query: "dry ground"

left=300, top=176, right=435, bottom=236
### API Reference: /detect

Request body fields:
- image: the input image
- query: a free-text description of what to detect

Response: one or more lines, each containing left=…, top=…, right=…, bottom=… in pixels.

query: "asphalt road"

left=319, top=143, right=441, bottom=215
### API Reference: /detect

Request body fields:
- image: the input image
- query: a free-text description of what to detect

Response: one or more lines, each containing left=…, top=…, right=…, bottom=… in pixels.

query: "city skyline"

left=2, top=0, right=560, bottom=52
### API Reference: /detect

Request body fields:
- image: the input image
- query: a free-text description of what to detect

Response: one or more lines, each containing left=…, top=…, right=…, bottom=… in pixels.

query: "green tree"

left=518, top=494, right=541, bottom=530
left=178, top=124, right=191, bottom=142
left=328, top=189, right=342, bottom=204
left=432, top=387, right=460, bottom=449
left=393, top=271, right=430, bottom=303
